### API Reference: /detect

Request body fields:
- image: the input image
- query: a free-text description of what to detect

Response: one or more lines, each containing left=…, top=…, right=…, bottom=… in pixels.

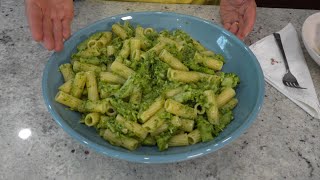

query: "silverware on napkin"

left=273, top=32, right=306, bottom=89
left=250, top=23, right=320, bottom=119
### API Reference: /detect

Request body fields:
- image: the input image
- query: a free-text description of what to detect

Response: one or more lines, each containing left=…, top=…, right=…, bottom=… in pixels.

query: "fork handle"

left=273, top=33, right=290, bottom=72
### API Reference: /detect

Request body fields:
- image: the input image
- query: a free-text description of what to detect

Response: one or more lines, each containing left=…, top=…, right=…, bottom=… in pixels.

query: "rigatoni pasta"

left=55, top=22, right=240, bottom=151
left=59, top=63, right=75, bottom=82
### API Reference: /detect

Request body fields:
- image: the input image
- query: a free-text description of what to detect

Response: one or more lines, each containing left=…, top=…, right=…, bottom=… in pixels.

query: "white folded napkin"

left=250, top=23, right=320, bottom=119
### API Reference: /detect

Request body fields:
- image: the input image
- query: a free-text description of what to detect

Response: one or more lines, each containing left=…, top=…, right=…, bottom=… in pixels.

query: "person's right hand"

left=220, top=0, right=256, bottom=40
left=25, top=0, right=74, bottom=51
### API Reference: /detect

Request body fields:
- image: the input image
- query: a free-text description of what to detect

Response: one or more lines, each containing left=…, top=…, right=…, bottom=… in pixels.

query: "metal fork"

left=273, top=33, right=306, bottom=89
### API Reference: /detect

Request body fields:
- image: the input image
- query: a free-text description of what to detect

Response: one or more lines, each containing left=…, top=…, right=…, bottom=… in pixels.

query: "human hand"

left=25, top=0, right=74, bottom=51
left=220, top=0, right=256, bottom=40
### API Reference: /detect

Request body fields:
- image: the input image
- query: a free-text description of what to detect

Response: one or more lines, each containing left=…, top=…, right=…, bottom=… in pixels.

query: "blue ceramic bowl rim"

left=42, top=11, right=265, bottom=164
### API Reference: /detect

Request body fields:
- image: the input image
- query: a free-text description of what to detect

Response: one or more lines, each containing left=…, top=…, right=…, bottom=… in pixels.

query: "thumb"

left=236, top=3, right=256, bottom=40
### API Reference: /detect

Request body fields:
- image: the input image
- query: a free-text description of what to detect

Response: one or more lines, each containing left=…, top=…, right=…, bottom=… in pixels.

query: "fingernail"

left=45, top=43, right=54, bottom=51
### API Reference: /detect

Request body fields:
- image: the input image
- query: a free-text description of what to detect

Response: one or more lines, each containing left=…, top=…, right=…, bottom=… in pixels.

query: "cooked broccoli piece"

left=156, top=133, right=171, bottom=151
left=218, top=111, right=234, bottom=130
left=221, top=73, right=240, bottom=88
left=155, top=124, right=179, bottom=151
left=196, top=116, right=214, bottom=142
left=109, top=98, right=139, bottom=122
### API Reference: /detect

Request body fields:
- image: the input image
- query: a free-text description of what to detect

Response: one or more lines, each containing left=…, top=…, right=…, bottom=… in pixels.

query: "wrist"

left=227, top=0, right=255, bottom=5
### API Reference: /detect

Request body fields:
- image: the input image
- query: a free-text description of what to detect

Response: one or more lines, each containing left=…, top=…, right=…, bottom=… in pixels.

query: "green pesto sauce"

left=64, top=22, right=240, bottom=151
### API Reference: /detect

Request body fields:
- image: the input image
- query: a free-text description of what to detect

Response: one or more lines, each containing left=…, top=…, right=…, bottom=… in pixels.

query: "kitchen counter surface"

left=1, top=0, right=319, bottom=179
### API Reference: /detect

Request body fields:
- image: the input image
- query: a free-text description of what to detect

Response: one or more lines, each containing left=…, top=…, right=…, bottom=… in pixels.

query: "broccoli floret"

left=122, top=21, right=135, bottom=37
left=218, top=111, right=234, bottom=130
left=155, top=124, right=179, bottom=151
left=111, top=37, right=123, bottom=51
left=114, top=75, right=135, bottom=99
left=109, top=98, right=139, bottom=122
left=99, top=55, right=115, bottom=65
left=211, top=111, right=234, bottom=136
left=193, top=76, right=221, bottom=93
left=152, top=59, right=170, bottom=82
left=159, top=30, right=170, bottom=37
left=145, top=30, right=159, bottom=42
left=196, top=116, right=214, bottom=142
left=178, top=43, right=196, bottom=62
left=221, top=73, right=240, bottom=88
left=172, top=29, right=192, bottom=43
left=156, top=133, right=171, bottom=151
left=98, top=82, right=121, bottom=98
left=177, top=44, right=216, bottom=74
left=96, top=116, right=116, bottom=129
left=172, top=89, right=203, bottom=105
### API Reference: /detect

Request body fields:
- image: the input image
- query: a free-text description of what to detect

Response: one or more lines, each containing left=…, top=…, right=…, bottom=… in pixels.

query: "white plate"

left=302, top=12, right=320, bottom=66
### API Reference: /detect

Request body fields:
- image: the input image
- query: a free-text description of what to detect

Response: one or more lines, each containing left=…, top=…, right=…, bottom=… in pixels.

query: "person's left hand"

left=220, top=0, right=256, bottom=40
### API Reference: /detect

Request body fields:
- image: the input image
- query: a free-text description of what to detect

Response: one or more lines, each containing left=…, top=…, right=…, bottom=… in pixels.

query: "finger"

left=236, top=2, right=256, bottom=40
left=53, top=19, right=64, bottom=52
left=229, top=22, right=239, bottom=35
left=223, top=23, right=232, bottom=31
left=63, top=0, right=74, bottom=39
left=236, top=17, right=245, bottom=39
left=43, top=16, right=54, bottom=50
left=62, top=18, right=72, bottom=39
left=26, top=3, right=43, bottom=42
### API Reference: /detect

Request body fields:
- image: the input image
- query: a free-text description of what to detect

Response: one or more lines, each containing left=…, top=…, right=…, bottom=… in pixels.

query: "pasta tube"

left=99, top=72, right=126, bottom=84
left=55, top=91, right=84, bottom=111
left=150, top=123, right=169, bottom=136
left=167, top=68, right=209, bottom=83
left=188, top=129, right=201, bottom=145
left=168, top=133, right=189, bottom=147
left=103, top=129, right=139, bottom=151
left=84, top=112, right=100, bottom=126
left=115, top=115, right=148, bottom=140
left=110, top=61, right=135, bottom=79
left=164, top=86, right=184, bottom=98
left=111, top=24, right=128, bottom=40
left=194, top=52, right=223, bottom=71
left=148, top=42, right=166, bottom=55
left=204, top=90, right=219, bottom=125
left=79, top=57, right=101, bottom=66
left=97, top=32, right=112, bottom=46
left=130, top=38, right=141, bottom=51
left=59, top=63, right=75, bottom=82
left=139, top=97, right=165, bottom=123
left=142, top=109, right=166, bottom=133
left=158, top=36, right=183, bottom=51
left=118, top=39, right=130, bottom=59
left=82, top=99, right=111, bottom=114
left=180, top=118, right=195, bottom=132
left=73, top=61, right=105, bottom=73
left=217, top=87, right=236, bottom=107
left=85, top=71, right=99, bottom=101
left=135, top=26, right=144, bottom=37
left=159, top=49, right=189, bottom=71
left=71, top=72, right=86, bottom=98
left=164, top=99, right=197, bottom=119
left=58, top=79, right=73, bottom=94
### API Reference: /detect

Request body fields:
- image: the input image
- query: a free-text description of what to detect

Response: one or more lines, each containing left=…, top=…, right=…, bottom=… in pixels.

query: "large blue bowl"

left=42, top=12, right=264, bottom=163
